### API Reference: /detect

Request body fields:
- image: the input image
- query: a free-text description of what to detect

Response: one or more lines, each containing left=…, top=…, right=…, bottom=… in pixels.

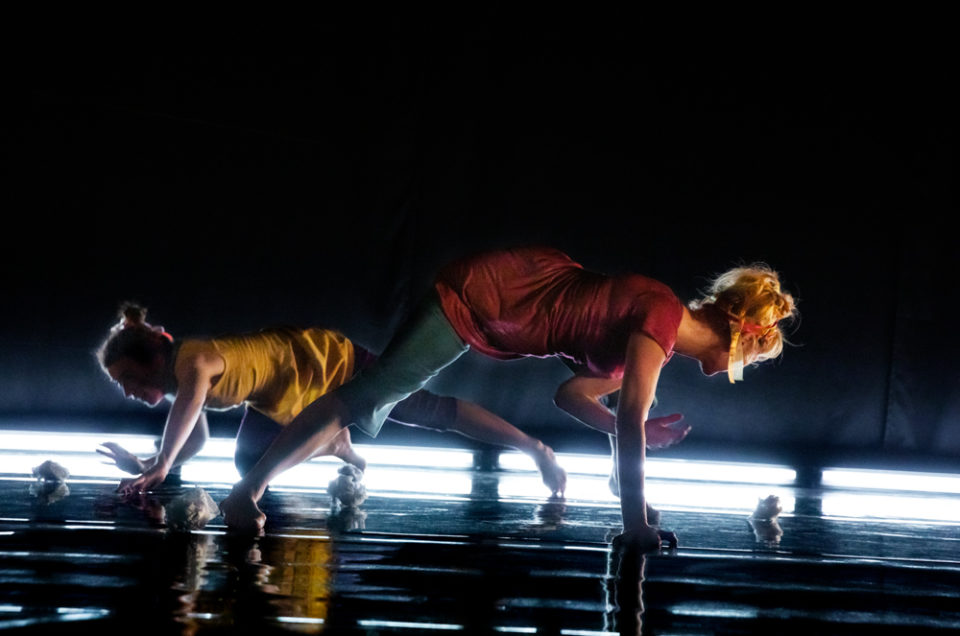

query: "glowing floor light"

left=822, top=467, right=960, bottom=495
left=500, top=451, right=797, bottom=486
left=821, top=491, right=960, bottom=523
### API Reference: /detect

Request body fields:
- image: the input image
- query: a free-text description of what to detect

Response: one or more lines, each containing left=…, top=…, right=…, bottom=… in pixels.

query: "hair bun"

left=118, top=302, right=147, bottom=328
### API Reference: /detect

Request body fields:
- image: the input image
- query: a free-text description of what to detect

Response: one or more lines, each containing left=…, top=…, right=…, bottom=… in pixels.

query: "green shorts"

left=336, top=294, right=469, bottom=437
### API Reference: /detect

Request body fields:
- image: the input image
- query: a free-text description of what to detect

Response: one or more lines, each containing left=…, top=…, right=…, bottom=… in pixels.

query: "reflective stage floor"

left=1, top=430, right=960, bottom=634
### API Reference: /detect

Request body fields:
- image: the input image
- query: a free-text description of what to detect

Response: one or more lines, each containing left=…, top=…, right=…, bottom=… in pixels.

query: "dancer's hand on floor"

left=613, top=523, right=666, bottom=554
left=645, top=413, right=690, bottom=450
left=117, top=463, right=168, bottom=496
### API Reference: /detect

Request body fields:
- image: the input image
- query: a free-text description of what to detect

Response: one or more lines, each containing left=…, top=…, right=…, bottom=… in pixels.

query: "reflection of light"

left=494, top=627, right=537, bottom=633
left=821, top=492, right=960, bottom=523
left=358, top=619, right=464, bottom=630
left=55, top=607, right=112, bottom=621
left=670, top=602, right=759, bottom=619
left=560, top=630, right=617, bottom=636
left=276, top=616, right=325, bottom=625
left=0, top=606, right=22, bottom=613
left=823, top=468, right=960, bottom=494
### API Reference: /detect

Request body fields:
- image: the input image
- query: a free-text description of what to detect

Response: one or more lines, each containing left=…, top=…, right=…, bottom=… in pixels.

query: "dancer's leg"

left=221, top=294, right=468, bottom=530
left=234, top=406, right=365, bottom=478
left=222, top=393, right=352, bottom=530
left=388, top=392, right=567, bottom=495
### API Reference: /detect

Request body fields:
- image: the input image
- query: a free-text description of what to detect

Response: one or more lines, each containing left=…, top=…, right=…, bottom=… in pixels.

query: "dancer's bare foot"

left=533, top=443, right=567, bottom=496
left=324, top=427, right=367, bottom=473
left=220, top=484, right=267, bottom=532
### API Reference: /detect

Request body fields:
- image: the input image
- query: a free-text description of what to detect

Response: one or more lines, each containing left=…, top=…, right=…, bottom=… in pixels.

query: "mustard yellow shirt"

left=177, top=328, right=356, bottom=425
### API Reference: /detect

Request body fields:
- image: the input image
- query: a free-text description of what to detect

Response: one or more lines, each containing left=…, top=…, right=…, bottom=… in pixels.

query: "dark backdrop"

left=2, top=25, right=955, bottom=470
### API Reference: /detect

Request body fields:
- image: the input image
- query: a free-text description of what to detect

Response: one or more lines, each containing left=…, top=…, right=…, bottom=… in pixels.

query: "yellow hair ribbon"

left=728, top=321, right=745, bottom=383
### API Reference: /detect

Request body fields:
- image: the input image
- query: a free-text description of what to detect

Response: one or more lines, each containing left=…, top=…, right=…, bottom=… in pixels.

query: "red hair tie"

left=725, top=311, right=779, bottom=336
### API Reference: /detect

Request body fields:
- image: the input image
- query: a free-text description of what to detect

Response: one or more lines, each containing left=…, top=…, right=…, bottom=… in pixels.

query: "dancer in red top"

left=216, top=246, right=796, bottom=551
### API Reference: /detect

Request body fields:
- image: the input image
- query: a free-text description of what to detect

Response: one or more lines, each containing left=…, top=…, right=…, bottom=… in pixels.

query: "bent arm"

left=118, top=349, right=221, bottom=494
left=616, top=332, right=665, bottom=532
left=554, top=374, right=623, bottom=434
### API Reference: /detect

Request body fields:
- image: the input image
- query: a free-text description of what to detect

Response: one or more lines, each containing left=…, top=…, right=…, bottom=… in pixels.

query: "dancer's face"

left=107, top=356, right=167, bottom=406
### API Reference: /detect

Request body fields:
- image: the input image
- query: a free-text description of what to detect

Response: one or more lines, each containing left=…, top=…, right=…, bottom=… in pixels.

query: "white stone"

left=32, top=460, right=69, bottom=482
left=751, top=495, right=782, bottom=521
left=165, top=487, right=220, bottom=531
left=328, top=465, right=367, bottom=508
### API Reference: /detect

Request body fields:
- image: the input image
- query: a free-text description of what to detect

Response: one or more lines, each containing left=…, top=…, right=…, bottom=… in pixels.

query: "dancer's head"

left=96, top=302, right=174, bottom=406
left=690, top=264, right=797, bottom=382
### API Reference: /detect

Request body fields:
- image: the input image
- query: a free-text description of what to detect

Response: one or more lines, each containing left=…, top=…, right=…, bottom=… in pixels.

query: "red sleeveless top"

left=435, top=247, right=683, bottom=378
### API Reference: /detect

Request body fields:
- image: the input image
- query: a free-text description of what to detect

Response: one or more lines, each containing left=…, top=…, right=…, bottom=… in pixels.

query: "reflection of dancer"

left=221, top=246, right=796, bottom=552
left=605, top=543, right=647, bottom=635
left=97, top=304, right=566, bottom=495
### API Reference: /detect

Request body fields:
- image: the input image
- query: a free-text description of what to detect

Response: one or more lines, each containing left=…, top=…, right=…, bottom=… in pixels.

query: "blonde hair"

left=691, top=264, right=797, bottom=364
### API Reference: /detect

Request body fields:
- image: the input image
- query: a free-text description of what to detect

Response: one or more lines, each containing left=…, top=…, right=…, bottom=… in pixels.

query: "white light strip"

left=0, top=430, right=474, bottom=472
left=670, top=603, right=759, bottom=619
left=823, top=467, right=960, bottom=494
left=500, top=451, right=796, bottom=486
left=821, top=491, right=960, bottom=523
left=6, top=430, right=960, bottom=506
left=348, top=445, right=474, bottom=470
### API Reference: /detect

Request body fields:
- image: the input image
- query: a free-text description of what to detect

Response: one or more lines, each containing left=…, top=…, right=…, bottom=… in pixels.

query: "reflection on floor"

left=1, top=430, right=959, bottom=634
